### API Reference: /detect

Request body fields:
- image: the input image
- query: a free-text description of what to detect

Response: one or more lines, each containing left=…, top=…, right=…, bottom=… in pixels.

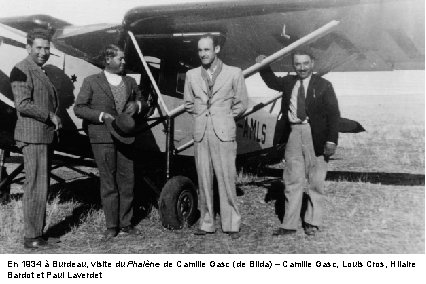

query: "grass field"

left=0, top=92, right=424, bottom=254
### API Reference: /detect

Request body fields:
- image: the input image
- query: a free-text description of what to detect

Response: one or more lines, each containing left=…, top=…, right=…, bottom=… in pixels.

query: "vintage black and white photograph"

left=0, top=0, right=424, bottom=255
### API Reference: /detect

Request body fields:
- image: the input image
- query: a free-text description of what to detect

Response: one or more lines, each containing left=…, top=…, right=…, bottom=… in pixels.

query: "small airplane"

left=0, top=0, right=423, bottom=229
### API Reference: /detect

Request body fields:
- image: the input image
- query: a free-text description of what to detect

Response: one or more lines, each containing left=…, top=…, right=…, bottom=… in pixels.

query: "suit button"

left=205, top=113, right=208, bottom=117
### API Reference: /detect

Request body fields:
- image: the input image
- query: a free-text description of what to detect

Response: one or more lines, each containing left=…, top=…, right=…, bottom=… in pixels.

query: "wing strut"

left=244, top=20, right=340, bottom=77
left=128, top=31, right=171, bottom=115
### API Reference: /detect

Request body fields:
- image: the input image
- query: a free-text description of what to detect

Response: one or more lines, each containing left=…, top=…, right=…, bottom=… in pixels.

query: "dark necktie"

left=297, top=80, right=307, bottom=121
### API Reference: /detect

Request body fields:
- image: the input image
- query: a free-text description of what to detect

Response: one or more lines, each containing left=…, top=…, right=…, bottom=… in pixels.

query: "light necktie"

left=297, top=80, right=307, bottom=121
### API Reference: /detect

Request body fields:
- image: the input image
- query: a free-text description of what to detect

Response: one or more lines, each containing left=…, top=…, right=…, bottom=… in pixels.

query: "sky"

left=0, top=0, right=217, bottom=25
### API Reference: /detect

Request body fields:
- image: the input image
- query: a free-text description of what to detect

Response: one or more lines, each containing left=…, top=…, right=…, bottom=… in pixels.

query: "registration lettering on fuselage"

left=238, top=117, right=267, bottom=144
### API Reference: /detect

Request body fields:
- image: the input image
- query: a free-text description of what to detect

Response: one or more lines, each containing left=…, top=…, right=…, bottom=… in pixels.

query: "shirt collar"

left=298, top=74, right=312, bottom=87
left=104, top=70, right=122, bottom=86
left=204, top=57, right=219, bottom=74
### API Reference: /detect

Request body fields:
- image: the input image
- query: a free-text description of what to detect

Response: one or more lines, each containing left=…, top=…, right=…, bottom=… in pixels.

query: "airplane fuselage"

left=0, top=24, right=280, bottom=161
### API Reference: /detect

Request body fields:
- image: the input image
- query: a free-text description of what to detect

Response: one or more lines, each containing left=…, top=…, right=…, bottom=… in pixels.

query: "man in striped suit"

left=74, top=45, right=147, bottom=241
left=10, top=28, right=62, bottom=249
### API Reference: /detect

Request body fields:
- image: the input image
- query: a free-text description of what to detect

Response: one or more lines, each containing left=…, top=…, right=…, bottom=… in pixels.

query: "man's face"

left=106, top=50, right=125, bottom=74
left=198, top=37, right=220, bottom=67
left=27, top=38, right=50, bottom=66
left=293, top=54, right=314, bottom=79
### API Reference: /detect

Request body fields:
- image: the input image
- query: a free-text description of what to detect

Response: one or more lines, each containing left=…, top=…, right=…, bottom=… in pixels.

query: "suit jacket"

left=260, top=67, right=340, bottom=156
left=73, top=72, right=144, bottom=143
left=10, top=56, right=59, bottom=144
left=184, top=63, right=248, bottom=142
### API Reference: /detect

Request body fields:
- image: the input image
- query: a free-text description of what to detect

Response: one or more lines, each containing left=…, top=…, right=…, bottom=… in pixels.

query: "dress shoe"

left=24, top=237, right=49, bottom=249
left=272, top=228, right=296, bottom=236
left=304, top=223, right=319, bottom=236
left=227, top=232, right=241, bottom=240
left=102, top=228, right=118, bottom=241
left=118, top=226, right=140, bottom=236
left=194, top=229, right=215, bottom=236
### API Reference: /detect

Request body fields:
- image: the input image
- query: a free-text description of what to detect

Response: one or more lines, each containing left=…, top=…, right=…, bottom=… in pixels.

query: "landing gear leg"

left=0, top=150, right=10, bottom=204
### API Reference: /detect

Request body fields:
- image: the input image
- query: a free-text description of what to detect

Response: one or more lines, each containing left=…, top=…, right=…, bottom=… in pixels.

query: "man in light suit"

left=10, top=28, right=62, bottom=249
left=74, top=44, right=147, bottom=240
left=256, top=50, right=340, bottom=236
left=184, top=34, right=248, bottom=239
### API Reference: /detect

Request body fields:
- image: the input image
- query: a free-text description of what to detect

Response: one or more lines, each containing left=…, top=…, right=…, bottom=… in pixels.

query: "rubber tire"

left=159, top=176, right=199, bottom=230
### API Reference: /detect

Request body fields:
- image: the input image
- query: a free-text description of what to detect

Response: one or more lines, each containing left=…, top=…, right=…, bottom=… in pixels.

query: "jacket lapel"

left=285, top=76, right=297, bottom=107
left=211, top=64, right=227, bottom=95
left=25, top=57, right=52, bottom=89
left=95, top=72, right=115, bottom=101
left=123, top=76, right=132, bottom=101
left=25, top=57, right=59, bottom=111
left=306, top=75, right=316, bottom=108
left=42, top=67, right=59, bottom=112
left=196, top=67, right=209, bottom=97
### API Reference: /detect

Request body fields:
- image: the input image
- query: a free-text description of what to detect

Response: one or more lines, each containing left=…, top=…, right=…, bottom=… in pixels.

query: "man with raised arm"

left=257, top=50, right=340, bottom=236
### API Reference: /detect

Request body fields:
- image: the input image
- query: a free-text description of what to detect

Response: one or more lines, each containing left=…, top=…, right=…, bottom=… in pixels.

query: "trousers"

left=91, top=143, right=135, bottom=229
left=194, top=117, right=240, bottom=233
left=21, top=143, right=49, bottom=238
left=282, top=124, right=328, bottom=230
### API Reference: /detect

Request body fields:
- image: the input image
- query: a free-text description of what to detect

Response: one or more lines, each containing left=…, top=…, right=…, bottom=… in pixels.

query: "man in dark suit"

left=10, top=28, right=62, bottom=249
left=256, top=50, right=340, bottom=236
left=74, top=44, right=147, bottom=240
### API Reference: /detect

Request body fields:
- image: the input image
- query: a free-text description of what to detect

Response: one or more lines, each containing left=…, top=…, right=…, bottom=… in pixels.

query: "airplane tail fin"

left=338, top=117, right=365, bottom=133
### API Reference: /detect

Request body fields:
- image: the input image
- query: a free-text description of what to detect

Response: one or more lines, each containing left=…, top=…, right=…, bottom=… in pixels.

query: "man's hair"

left=199, top=33, right=220, bottom=47
left=27, top=28, right=51, bottom=45
left=101, top=44, right=123, bottom=64
left=291, top=49, right=315, bottom=63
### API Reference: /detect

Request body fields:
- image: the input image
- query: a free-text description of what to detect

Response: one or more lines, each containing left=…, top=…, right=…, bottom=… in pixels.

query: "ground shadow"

left=48, top=176, right=101, bottom=205
left=258, top=168, right=425, bottom=186
left=263, top=179, right=315, bottom=224
left=256, top=166, right=425, bottom=224
left=44, top=177, right=101, bottom=238
left=326, top=171, right=425, bottom=186
left=264, top=179, right=285, bottom=222
left=44, top=203, right=95, bottom=239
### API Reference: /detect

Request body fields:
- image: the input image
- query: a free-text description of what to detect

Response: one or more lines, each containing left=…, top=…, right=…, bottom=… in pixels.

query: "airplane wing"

left=0, top=14, right=70, bottom=32
left=121, top=0, right=424, bottom=73
left=2, top=1, right=422, bottom=73
left=53, top=23, right=121, bottom=65
left=0, top=15, right=121, bottom=67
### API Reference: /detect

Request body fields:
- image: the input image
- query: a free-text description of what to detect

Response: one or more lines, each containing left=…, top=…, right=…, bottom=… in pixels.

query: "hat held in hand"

left=104, top=113, right=136, bottom=144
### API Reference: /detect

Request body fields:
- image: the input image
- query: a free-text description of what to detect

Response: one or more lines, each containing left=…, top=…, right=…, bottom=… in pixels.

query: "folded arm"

left=124, top=78, right=148, bottom=116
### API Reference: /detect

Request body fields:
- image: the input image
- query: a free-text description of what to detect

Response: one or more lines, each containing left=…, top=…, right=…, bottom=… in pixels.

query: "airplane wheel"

left=159, top=176, right=199, bottom=230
